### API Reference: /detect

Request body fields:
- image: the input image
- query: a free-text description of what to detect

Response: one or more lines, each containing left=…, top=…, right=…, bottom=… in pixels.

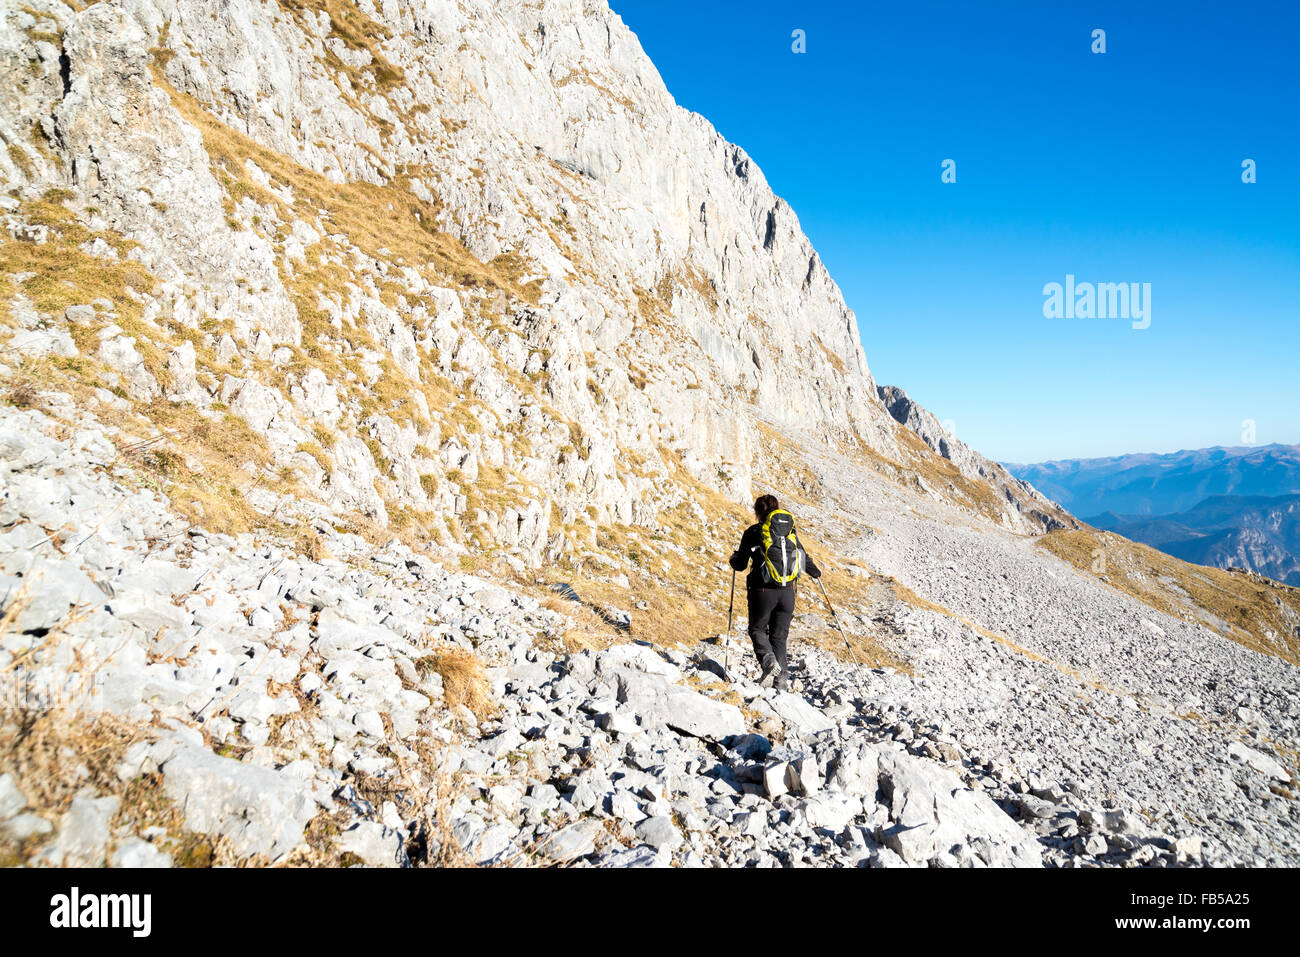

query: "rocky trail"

left=788, top=427, right=1300, bottom=866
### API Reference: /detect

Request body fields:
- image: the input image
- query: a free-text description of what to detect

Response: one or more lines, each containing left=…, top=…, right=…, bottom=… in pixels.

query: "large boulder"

left=158, top=744, right=315, bottom=861
left=769, top=691, right=834, bottom=736
left=876, top=750, right=1042, bottom=867
left=662, top=686, right=744, bottom=741
left=537, top=819, right=602, bottom=863
left=1227, top=742, right=1291, bottom=782
left=36, top=794, right=120, bottom=867
left=338, top=821, right=405, bottom=867
left=596, top=644, right=682, bottom=682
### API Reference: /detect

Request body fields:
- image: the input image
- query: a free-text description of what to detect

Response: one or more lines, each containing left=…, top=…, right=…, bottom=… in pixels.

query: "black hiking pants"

left=747, top=585, right=795, bottom=674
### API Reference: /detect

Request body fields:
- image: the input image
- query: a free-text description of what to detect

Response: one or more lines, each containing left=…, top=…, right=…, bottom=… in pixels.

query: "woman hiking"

left=729, top=494, right=821, bottom=691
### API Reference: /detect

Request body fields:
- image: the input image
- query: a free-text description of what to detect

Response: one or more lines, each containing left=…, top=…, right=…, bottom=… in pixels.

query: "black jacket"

left=729, top=521, right=821, bottom=589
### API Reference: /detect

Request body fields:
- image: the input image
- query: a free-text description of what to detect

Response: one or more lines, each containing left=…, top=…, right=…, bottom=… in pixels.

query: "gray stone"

left=876, top=750, right=1041, bottom=867
left=829, top=743, right=880, bottom=798
left=0, top=0, right=1294, bottom=871
left=693, top=652, right=730, bottom=682
left=597, top=710, right=640, bottom=736
left=609, top=789, right=646, bottom=823
left=452, top=815, right=484, bottom=853
left=786, top=755, right=821, bottom=795
left=338, top=821, right=404, bottom=867
left=663, top=686, right=744, bottom=740
left=6, top=559, right=103, bottom=632
left=597, top=644, right=681, bottom=681
left=159, top=744, right=314, bottom=860
left=798, top=791, right=860, bottom=832
left=635, top=814, right=683, bottom=851
left=769, top=692, right=834, bottom=736
left=2, top=812, right=53, bottom=842
left=599, top=843, right=665, bottom=867
left=1227, top=742, right=1290, bottom=782
left=1017, top=794, right=1057, bottom=820
left=0, top=773, right=27, bottom=820
left=6, top=326, right=78, bottom=358
left=537, top=819, right=602, bottom=863
left=474, top=824, right=518, bottom=865
left=762, top=761, right=789, bottom=800
left=353, top=709, right=385, bottom=738
left=110, top=838, right=173, bottom=868
left=47, top=794, right=120, bottom=867
left=727, top=733, right=773, bottom=761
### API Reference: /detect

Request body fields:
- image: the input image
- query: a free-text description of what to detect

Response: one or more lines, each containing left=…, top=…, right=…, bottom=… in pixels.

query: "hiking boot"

left=773, top=670, right=789, bottom=692
left=758, top=655, right=779, bottom=688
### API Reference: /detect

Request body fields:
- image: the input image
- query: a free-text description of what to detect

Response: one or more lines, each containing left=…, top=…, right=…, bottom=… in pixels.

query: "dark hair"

left=754, top=494, right=780, bottom=520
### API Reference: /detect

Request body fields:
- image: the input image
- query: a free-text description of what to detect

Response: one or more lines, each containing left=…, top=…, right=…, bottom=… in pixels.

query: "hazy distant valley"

left=1008, top=444, right=1300, bottom=586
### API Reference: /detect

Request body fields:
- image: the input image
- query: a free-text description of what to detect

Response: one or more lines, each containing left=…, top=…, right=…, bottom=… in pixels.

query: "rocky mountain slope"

left=1, top=401, right=1287, bottom=867
left=2, top=0, right=1298, bottom=867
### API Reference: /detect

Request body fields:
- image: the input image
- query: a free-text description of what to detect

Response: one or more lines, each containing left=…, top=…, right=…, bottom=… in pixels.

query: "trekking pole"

left=724, top=569, right=736, bottom=679
left=817, top=577, right=858, bottom=667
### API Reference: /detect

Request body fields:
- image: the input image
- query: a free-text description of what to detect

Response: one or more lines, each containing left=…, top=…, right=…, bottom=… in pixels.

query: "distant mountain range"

left=1005, top=445, right=1300, bottom=586
left=1005, top=444, right=1300, bottom=516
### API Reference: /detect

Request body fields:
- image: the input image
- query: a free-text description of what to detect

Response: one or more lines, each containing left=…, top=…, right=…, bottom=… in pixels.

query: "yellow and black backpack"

left=758, top=508, right=803, bottom=585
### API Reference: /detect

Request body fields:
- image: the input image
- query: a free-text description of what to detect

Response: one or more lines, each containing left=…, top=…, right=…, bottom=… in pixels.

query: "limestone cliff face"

left=0, top=0, right=1054, bottom=571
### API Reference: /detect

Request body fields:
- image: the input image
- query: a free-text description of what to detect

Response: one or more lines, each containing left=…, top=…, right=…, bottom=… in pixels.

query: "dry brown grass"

left=554, top=66, right=637, bottom=112
left=276, top=0, right=405, bottom=94
left=0, top=708, right=152, bottom=867
left=811, top=334, right=847, bottom=376
left=0, top=584, right=220, bottom=865
left=151, top=67, right=539, bottom=302
left=0, top=612, right=490, bottom=868
left=570, top=566, right=719, bottom=652
left=628, top=265, right=718, bottom=337
left=295, top=527, right=329, bottom=562
left=0, top=709, right=142, bottom=820
left=632, top=278, right=675, bottom=334
left=3, top=378, right=42, bottom=410
left=0, top=188, right=303, bottom=540
left=415, top=647, right=496, bottom=721
left=891, top=426, right=1009, bottom=525
left=799, top=583, right=911, bottom=673
left=527, top=593, right=620, bottom=655
left=118, top=400, right=283, bottom=537
left=1038, top=527, right=1300, bottom=665
left=422, top=768, right=478, bottom=868
left=517, top=442, right=907, bottom=674
left=0, top=189, right=151, bottom=329
left=829, top=420, right=1071, bottom=534
left=557, top=628, right=613, bottom=654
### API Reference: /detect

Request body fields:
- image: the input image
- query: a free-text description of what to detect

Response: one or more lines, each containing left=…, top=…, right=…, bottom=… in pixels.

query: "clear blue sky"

left=608, top=0, right=1300, bottom=463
